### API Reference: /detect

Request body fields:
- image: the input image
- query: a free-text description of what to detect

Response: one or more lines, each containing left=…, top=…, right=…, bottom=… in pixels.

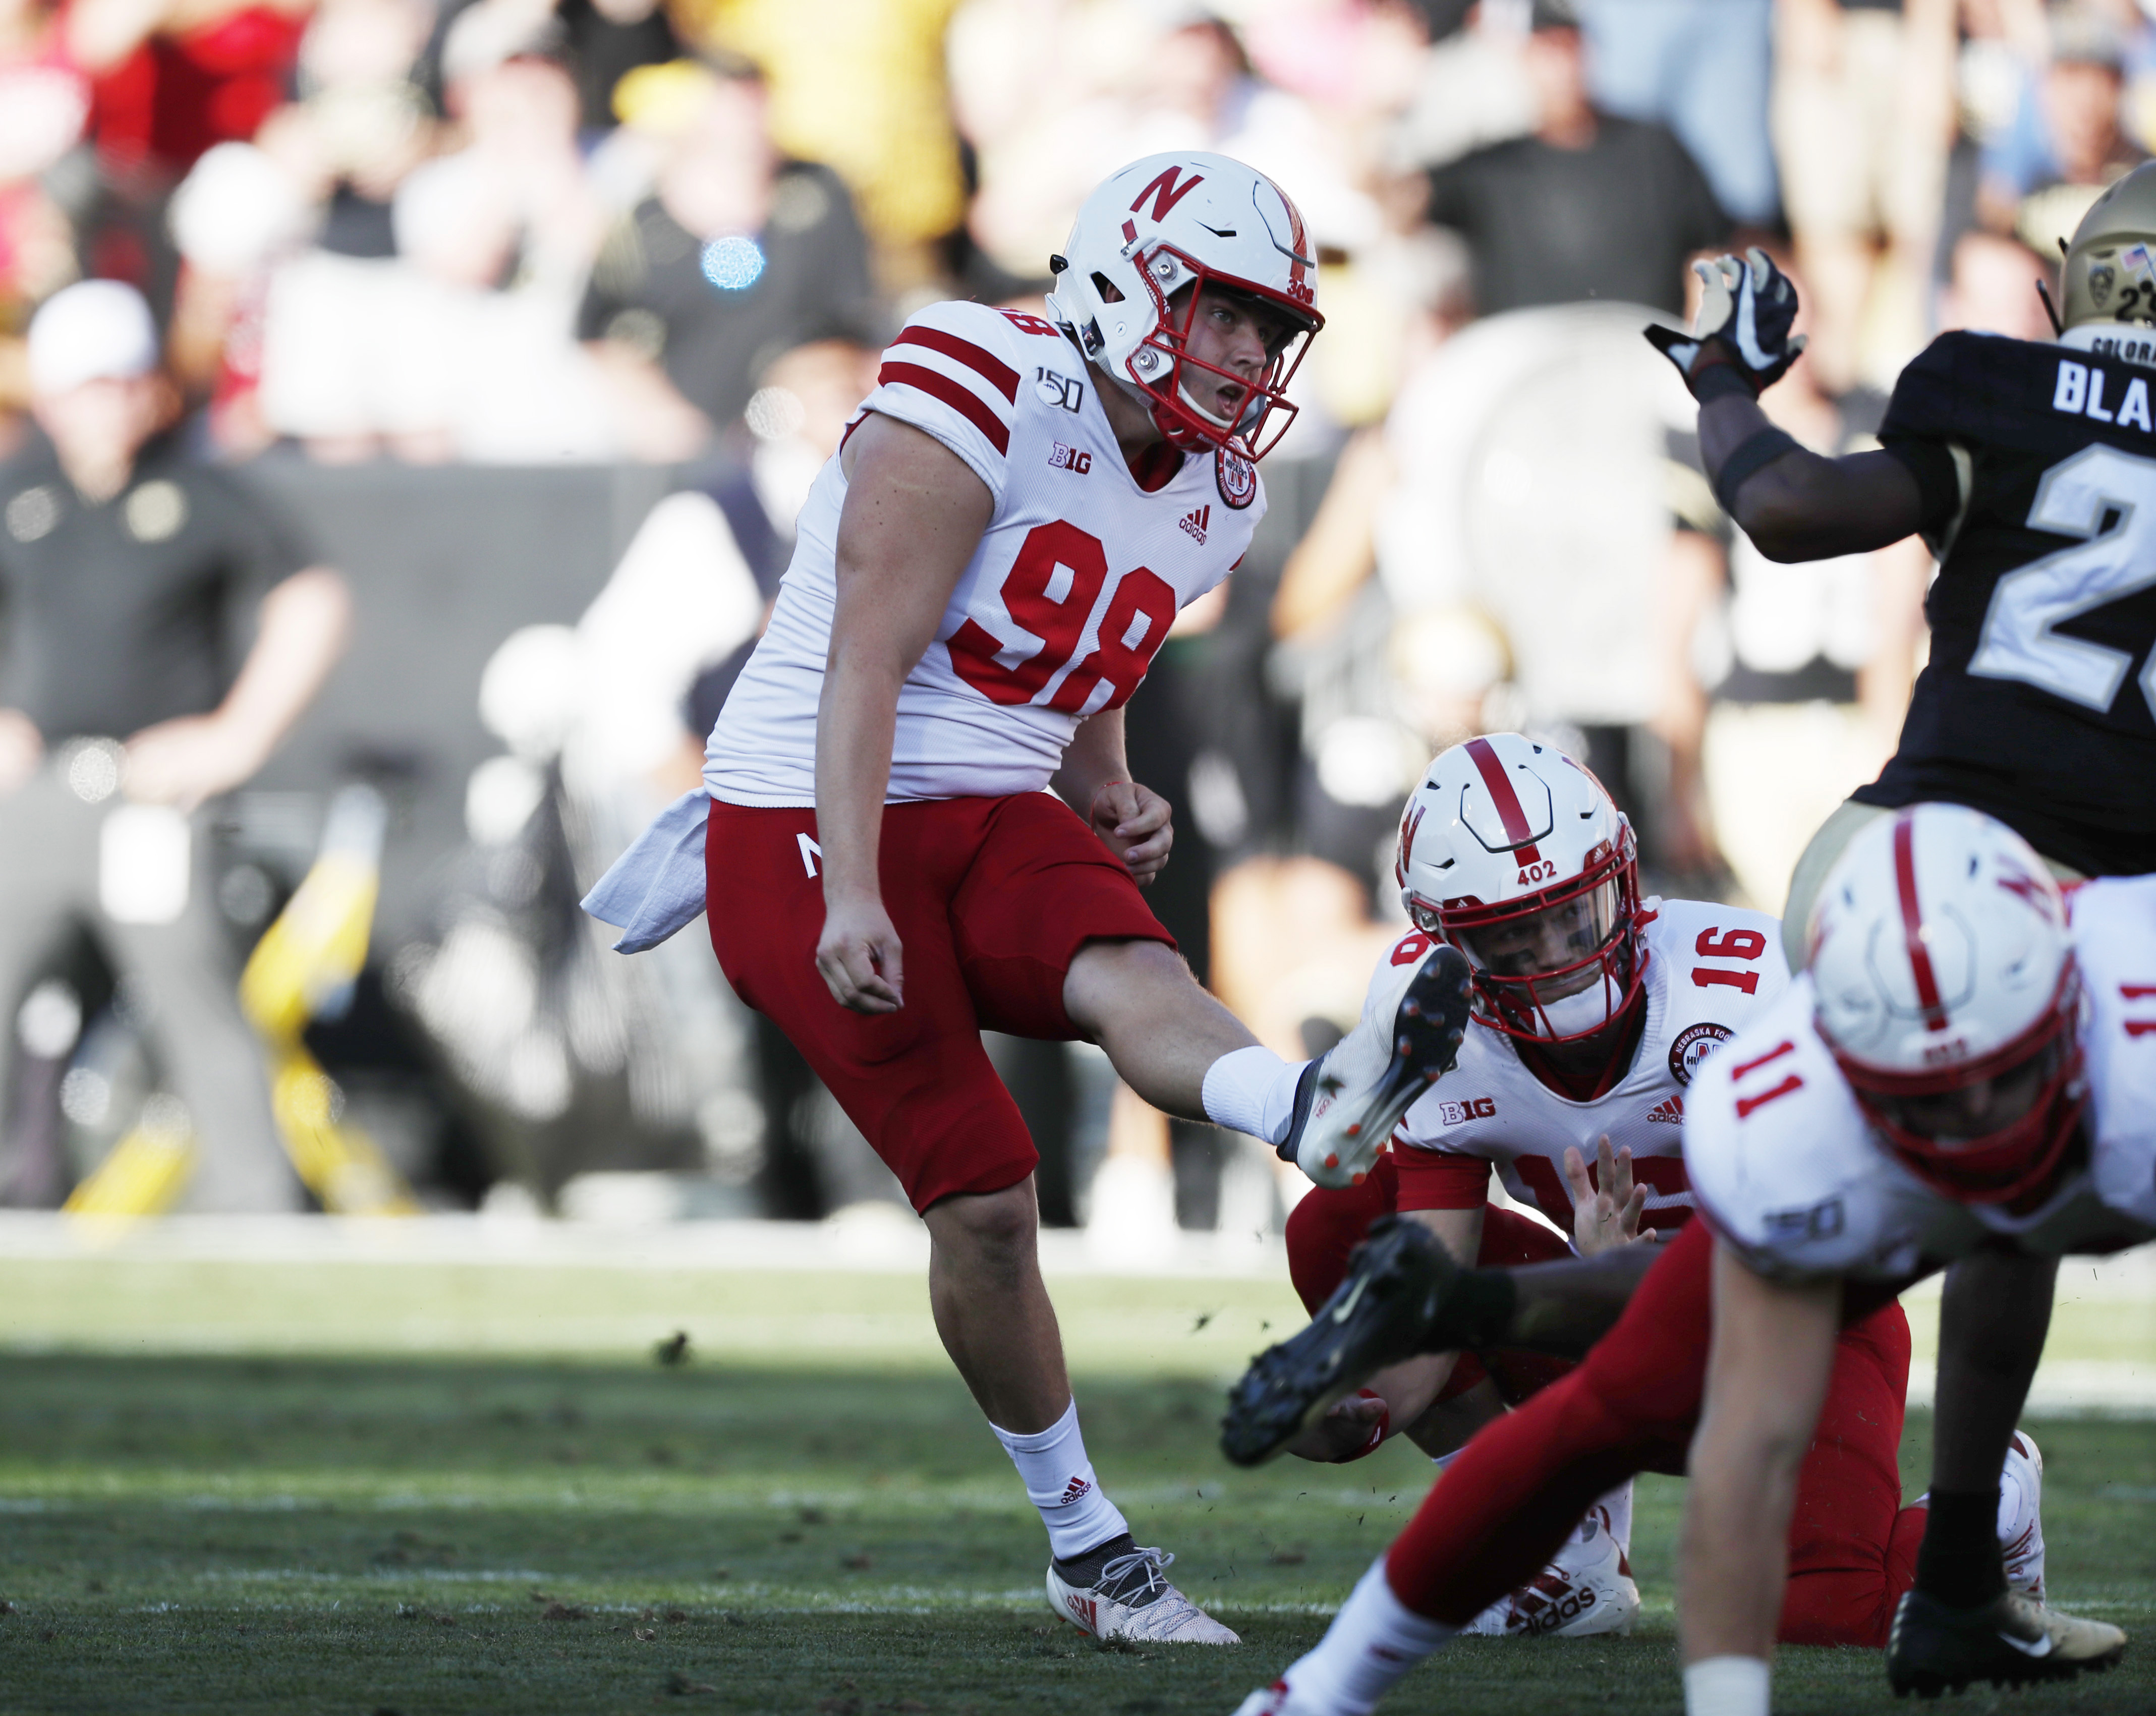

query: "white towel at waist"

left=581, top=787, right=710, bottom=953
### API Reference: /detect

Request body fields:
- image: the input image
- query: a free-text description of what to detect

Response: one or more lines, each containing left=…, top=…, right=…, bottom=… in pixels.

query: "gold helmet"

left=2061, top=162, right=2156, bottom=330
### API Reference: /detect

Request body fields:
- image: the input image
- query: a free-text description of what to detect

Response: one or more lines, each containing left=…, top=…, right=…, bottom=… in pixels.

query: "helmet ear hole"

left=1091, top=271, right=1125, bottom=305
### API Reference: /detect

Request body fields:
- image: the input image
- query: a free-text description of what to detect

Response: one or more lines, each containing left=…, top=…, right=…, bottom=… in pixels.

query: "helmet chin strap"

left=1176, top=377, right=1238, bottom=430
left=1534, top=984, right=1617, bottom=1039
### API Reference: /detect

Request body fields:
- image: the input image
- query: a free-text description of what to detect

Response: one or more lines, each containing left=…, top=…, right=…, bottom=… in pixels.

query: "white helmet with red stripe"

left=1395, top=733, right=1646, bottom=1070
left=1045, top=151, right=1323, bottom=460
left=1807, top=803, right=2085, bottom=1206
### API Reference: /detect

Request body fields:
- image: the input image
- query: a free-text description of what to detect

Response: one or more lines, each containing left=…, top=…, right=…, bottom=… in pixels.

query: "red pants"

left=1287, top=1178, right=1923, bottom=1647
left=705, top=793, right=1171, bottom=1211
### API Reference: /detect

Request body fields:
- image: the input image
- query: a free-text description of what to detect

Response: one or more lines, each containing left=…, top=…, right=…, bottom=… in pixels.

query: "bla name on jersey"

left=1854, top=329, right=2156, bottom=875
left=2052, top=358, right=2156, bottom=432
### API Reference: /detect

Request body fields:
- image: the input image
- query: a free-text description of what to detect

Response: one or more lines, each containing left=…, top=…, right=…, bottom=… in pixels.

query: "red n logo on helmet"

left=1130, top=166, right=1206, bottom=222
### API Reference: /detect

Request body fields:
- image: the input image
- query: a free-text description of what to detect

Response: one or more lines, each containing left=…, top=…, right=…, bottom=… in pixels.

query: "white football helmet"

left=1395, top=734, right=1646, bottom=1083
left=1045, top=151, right=1322, bottom=459
left=1808, top=804, right=2085, bottom=1205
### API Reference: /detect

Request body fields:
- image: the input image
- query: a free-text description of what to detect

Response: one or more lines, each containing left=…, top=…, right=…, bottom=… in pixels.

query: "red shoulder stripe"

left=877, top=362, right=1011, bottom=455
left=891, top=324, right=1020, bottom=402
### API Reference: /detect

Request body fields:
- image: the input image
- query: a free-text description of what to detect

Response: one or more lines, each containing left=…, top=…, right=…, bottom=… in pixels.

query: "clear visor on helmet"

left=1412, top=874, right=1631, bottom=1044
left=1446, top=878, right=1622, bottom=996
left=1858, top=1033, right=2066, bottom=1147
left=1837, top=980, right=2088, bottom=1207
left=1131, top=258, right=1320, bottom=457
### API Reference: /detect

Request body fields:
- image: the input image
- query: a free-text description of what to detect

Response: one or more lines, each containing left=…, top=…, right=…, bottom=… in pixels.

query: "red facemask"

left=1120, top=248, right=1319, bottom=460
left=1835, top=969, right=2088, bottom=1207
left=1409, top=827, right=1649, bottom=1091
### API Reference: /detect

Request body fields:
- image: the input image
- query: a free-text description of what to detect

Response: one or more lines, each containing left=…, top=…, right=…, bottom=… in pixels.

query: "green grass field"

left=0, top=1250, right=2151, bottom=1714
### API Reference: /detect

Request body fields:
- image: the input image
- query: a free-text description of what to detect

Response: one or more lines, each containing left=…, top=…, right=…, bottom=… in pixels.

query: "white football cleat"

left=1280, top=943, right=1473, bottom=1188
left=1229, top=1680, right=1332, bottom=1716
left=2000, top=1429, right=2047, bottom=1600
left=1047, top=1545, right=1240, bottom=1644
left=1458, top=1509, right=1639, bottom=1639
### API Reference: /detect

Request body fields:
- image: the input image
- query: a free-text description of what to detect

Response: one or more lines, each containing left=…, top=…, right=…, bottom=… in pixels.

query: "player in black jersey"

left=1643, top=185, right=2156, bottom=1712
left=1649, top=176, right=2156, bottom=956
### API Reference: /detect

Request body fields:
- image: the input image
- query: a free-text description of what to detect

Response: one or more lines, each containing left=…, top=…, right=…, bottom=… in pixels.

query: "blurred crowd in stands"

left=0, top=0, right=2140, bottom=1226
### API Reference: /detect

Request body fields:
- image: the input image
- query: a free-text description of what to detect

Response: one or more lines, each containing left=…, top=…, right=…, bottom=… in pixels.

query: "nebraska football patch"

left=1668, top=1021, right=1733, bottom=1086
left=1215, top=445, right=1257, bottom=509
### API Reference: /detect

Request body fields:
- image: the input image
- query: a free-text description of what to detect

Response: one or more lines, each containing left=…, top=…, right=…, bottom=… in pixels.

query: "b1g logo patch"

left=1668, top=1021, right=1733, bottom=1086
left=1437, top=1097, right=1496, bottom=1125
left=1215, top=446, right=1257, bottom=509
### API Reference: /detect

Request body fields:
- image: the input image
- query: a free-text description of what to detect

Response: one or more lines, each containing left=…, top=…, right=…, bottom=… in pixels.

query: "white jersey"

left=705, top=300, right=1266, bottom=806
left=1686, top=876, right=2156, bottom=1284
left=1390, top=897, right=1790, bottom=1236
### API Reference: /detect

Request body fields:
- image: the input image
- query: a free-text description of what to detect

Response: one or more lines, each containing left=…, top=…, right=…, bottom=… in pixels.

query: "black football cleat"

left=1278, top=942, right=1474, bottom=1188
left=1886, top=1587, right=2126, bottom=1698
left=1220, top=1216, right=1461, bottom=1467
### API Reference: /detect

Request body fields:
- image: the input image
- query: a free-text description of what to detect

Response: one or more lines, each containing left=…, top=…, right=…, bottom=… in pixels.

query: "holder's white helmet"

left=1808, top=804, right=2085, bottom=1206
left=1045, top=151, right=1322, bottom=460
left=1395, top=734, right=1646, bottom=1084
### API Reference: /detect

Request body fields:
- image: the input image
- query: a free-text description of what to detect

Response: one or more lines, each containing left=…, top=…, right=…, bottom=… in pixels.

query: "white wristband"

left=1683, top=1655, right=1770, bottom=1716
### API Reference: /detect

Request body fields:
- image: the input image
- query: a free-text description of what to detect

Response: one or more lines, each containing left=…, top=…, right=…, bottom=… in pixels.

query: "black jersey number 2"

left=1970, top=442, right=2156, bottom=716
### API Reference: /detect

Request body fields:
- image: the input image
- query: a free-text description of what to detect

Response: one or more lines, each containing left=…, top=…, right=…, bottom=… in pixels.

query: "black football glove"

left=1644, top=247, right=1807, bottom=400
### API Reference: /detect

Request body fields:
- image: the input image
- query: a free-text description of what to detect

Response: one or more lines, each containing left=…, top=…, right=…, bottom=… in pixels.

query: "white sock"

left=1280, top=1557, right=1455, bottom=1716
left=1683, top=1656, right=1770, bottom=1716
left=1202, top=1045, right=1308, bottom=1145
left=991, top=1398, right=1131, bottom=1560
left=1594, top=1479, right=1634, bottom=1560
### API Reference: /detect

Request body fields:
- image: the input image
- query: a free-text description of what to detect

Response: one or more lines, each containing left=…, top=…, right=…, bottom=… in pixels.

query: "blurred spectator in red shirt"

left=70, top=0, right=306, bottom=190
left=158, top=0, right=437, bottom=448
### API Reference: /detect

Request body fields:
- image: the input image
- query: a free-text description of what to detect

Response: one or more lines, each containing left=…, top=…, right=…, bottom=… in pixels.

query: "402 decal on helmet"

left=1394, top=733, right=1647, bottom=1090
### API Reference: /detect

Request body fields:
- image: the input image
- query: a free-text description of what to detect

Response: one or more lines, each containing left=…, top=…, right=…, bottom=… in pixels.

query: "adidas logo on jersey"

left=1645, top=1096, right=1684, bottom=1125
left=1048, top=441, right=1093, bottom=474
left=1057, top=1475, right=1092, bottom=1506
left=1180, top=505, right=1211, bottom=544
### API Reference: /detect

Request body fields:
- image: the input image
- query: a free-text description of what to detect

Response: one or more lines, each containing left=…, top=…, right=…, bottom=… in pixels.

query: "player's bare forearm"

left=1700, top=394, right=1928, bottom=561
left=1679, top=1244, right=1841, bottom=1666
left=818, top=411, right=994, bottom=893
left=1394, top=1205, right=1479, bottom=1391
left=1054, top=707, right=1174, bottom=884
left=1499, top=1243, right=1661, bottom=1357
left=1052, top=707, right=1131, bottom=810
left=813, top=657, right=902, bottom=906
left=815, top=412, right=994, bottom=1010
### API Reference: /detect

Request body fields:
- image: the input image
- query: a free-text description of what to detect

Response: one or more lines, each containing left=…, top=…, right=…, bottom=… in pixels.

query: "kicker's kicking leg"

left=1064, top=936, right=1474, bottom=1192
